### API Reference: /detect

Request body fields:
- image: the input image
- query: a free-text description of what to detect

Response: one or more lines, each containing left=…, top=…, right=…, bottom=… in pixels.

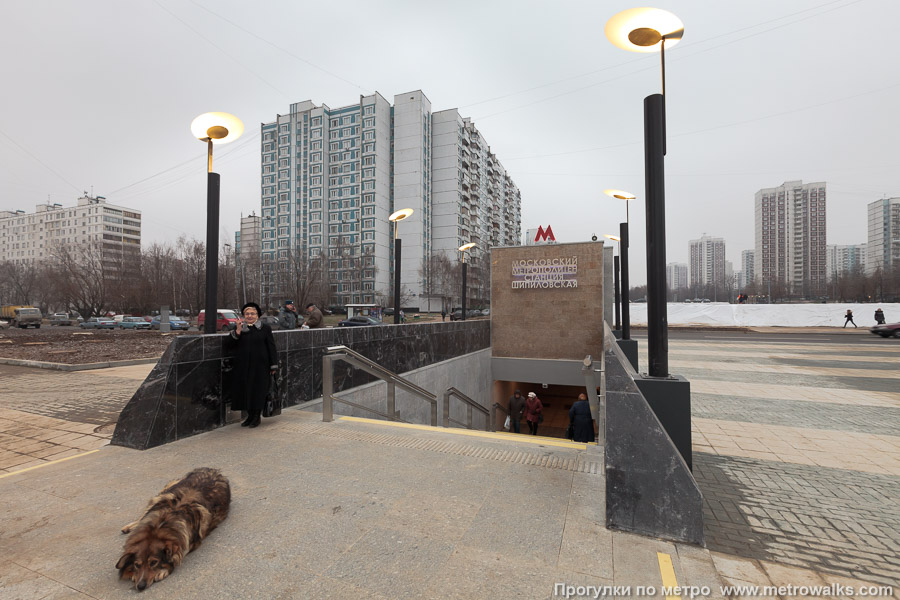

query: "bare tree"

left=49, top=241, right=110, bottom=318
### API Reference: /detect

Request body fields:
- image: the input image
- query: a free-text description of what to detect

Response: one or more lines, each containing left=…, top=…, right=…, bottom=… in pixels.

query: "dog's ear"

left=116, top=552, right=135, bottom=574
left=164, top=540, right=181, bottom=562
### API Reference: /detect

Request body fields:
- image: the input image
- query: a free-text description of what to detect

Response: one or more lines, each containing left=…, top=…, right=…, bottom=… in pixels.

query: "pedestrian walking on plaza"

left=568, top=393, right=595, bottom=443
left=507, top=389, right=525, bottom=434
left=843, top=309, right=857, bottom=328
left=524, top=392, right=543, bottom=436
left=278, top=300, right=299, bottom=329
left=303, top=303, right=324, bottom=328
left=228, top=302, right=278, bottom=429
left=441, top=309, right=447, bottom=322
left=874, top=308, right=885, bottom=325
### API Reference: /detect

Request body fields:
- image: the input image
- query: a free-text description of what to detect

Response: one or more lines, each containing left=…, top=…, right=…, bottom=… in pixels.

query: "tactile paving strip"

left=277, top=421, right=602, bottom=474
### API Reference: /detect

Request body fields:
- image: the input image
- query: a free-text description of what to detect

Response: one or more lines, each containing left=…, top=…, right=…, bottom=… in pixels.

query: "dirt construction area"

left=0, top=326, right=182, bottom=364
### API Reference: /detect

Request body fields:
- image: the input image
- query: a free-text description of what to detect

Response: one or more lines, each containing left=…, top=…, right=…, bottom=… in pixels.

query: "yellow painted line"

left=0, top=449, right=100, bottom=480
left=337, top=416, right=591, bottom=449
left=657, top=552, right=681, bottom=600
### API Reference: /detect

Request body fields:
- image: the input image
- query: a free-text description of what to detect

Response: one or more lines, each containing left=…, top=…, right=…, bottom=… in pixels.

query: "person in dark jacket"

left=227, top=302, right=277, bottom=428
left=524, top=392, right=543, bottom=436
left=304, top=303, right=324, bottom=328
left=875, top=308, right=885, bottom=325
left=568, top=393, right=595, bottom=443
left=279, top=300, right=298, bottom=329
left=507, top=390, right=525, bottom=434
left=843, top=309, right=857, bottom=328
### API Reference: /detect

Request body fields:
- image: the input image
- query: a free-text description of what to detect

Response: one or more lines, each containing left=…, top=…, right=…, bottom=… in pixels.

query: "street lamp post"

left=604, top=189, right=635, bottom=341
left=606, top=8, right=682, bottom=378
left=605, top=235, right=622, bottom=332
left=389, top=208, right=414, bottom=325
left=458, top=243, right=476, bottom=321
left=191, top=112, right=243, bottom=335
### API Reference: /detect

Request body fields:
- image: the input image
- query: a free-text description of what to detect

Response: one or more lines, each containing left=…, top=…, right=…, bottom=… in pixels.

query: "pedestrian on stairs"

left=507, top=390, right=525, bottom=434
left=524, top=392, right=543, bottom=436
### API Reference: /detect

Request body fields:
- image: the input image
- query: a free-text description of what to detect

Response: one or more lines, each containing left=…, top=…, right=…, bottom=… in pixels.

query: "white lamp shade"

left=191, top=112, right=244, bottom=144
left=604, top=234, right=621, bottom=242
left=605, top=8, right=684, bottom=53
left=604, top=188, right=637, bottom=201
left=389, top=208, right=414, bottom=222
left=458, top=242, right=477, bottom=252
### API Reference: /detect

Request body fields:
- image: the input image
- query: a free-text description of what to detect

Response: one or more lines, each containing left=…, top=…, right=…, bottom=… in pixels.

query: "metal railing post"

left=442, top=390, right=451, bottom=427
left=387, top=382, right=397, bottom=420
left=323, top=354, right=335, bottom=422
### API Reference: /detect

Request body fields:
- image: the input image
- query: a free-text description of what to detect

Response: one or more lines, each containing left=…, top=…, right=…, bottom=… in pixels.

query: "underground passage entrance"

left=494, top=381, right=598, bottom=440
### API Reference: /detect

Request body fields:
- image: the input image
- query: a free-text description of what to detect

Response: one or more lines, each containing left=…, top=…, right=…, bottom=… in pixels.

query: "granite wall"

left=111, top=320, right=491, bottom=450
left=604, top=327, right=705, bottom=545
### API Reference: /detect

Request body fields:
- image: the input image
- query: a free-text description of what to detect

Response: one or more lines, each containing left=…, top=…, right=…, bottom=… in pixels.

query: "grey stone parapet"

left=111, top=321, right=490, bottom=451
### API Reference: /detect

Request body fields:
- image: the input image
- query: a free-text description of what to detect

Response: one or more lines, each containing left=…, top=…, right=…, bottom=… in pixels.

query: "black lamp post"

left=605, top=234, right=623, bottom=333
left=191, top=112, right=244, bottom=335
left=389, top=208, right=413, bottom=325
left=606, top=8, right=683, bottom=378
left=458, top=242, right=476, bottom=320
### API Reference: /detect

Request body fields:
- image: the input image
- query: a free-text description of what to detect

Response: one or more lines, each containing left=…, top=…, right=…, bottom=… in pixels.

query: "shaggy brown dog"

left=116, top=467, right=230, bottom=591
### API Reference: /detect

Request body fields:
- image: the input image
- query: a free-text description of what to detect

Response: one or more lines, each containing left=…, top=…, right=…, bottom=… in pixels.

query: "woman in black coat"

left=227, top=302, right=277, bottom=428
left=568, top=393, right=595, bottom=443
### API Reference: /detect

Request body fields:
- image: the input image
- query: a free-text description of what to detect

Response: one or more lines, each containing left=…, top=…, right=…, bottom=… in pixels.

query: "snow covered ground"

left=626, top=303, right=900, bottom=328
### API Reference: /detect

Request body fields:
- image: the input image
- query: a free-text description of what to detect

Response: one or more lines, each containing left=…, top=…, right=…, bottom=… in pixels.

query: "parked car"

left=328, top=305, right=348, bottom=315
left=870, top=322, right=900, bottom=338
left=150, top=315, right=190, bottom=331
left=197, top=310, right=241, bottom=332
left=449, top=309, right=481, bottom=321
left=260, top=315, right=281, bottom=330
left=119, top=316, right=151, bottom=330
left=80, top=317, right=116, bottom=329
left=337, top=316, right=381, bottom=327
left=50, top=313, right=77, bottom=326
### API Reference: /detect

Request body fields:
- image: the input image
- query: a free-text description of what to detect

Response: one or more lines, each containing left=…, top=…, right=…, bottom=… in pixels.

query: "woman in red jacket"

left=524, top=392, right=543, bottom=436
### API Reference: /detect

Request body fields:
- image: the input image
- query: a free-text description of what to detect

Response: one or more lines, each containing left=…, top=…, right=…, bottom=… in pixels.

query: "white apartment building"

left=754, top=180, right=826, bottom=298
left=741, top=249, right=755, bottom=289
left=259, top=90, right=521, bottom=310
left=866, top=197, right=900, bottom=275
left=688, top=235, right=726, bottom=291
left=826, top=244, right=866, bottom=280
left=235, top=213, right=261, bottom=264
left=665, top=262, right=688, bottom=291
left=0, top=194, right=141, bottom=267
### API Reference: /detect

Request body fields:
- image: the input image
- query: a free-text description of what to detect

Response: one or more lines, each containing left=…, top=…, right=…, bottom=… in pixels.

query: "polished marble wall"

left=111, top=320, right=491, bottom=450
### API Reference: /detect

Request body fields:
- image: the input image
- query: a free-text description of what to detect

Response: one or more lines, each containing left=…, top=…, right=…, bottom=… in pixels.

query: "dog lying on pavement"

left=116, top=467, right=231, bottom=591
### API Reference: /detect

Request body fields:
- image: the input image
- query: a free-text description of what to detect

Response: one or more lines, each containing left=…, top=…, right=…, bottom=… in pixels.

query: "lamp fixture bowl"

left=604, top=188, right=636, bottom=201
left=605, top=8, right=684, bottom=53
left=389, top=208, right=414, bottom=222
left=191, top=112, right=244, bottom=144
left=458, top=242, right=477, bottom=252
left=604, top=234, right=621, bottom=242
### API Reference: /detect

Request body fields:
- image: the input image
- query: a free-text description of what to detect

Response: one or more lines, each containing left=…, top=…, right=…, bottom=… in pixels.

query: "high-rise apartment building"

left=0, top=194, right=141, bottom=267
left=235, top=214, right=261, bottom=264
left=259, top=91, right=521, bottom=310
left=688, top=235, right=725, bottom=290
left=741, top=250, right=755, bottom=288
left=665, top=262, right=688, bottom=291
left=866, top=198, right=900, bottom=275
left=826, top=244, right=866, bottom=280
left=754, top=180, right=826, bottom=298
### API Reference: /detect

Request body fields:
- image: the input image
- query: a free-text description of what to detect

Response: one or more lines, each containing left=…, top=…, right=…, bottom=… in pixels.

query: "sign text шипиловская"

left=511, top=257, right=578, bottom=289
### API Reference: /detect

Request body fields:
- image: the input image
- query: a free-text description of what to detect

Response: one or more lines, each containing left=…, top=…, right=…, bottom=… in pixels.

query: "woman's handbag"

left=263, top=375, right=282, bottom=418
left=538, top=413, right=544, bottom=424
left=565, top=423, right=574, bottom=440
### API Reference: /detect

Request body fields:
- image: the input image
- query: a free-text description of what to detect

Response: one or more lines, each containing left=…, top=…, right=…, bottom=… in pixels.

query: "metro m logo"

left=534, top=225, right=555, bottom=243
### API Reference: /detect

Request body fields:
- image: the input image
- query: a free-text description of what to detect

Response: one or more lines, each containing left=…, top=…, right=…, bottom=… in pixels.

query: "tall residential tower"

left=866, top=197, right=900, bottom=276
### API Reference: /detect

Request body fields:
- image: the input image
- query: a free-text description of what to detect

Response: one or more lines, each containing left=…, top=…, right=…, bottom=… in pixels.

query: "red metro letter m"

left=534, top=225, right=556, bottom=243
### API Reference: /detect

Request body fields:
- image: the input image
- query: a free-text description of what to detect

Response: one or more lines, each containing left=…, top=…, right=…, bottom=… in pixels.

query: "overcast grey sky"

left=1, top=0, right=896, bottom=285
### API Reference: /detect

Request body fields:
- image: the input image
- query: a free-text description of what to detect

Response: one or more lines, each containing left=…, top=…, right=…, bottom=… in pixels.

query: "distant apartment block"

left=259, top=90, right=521, bottom=309
left=688, top=235, right=725, bottom=289
left=826, top=244, right=866, bottom=280
left=0, top=194, right=141, bottom=268
left=754, top=180, right=826, bottom=298
left=741, top=249, right=755, bottom=288
left=666, top=262, right=688, bottom=290
left=235, top=213, right=261, bottom=264
left=866, top=197, right=900, bottom=275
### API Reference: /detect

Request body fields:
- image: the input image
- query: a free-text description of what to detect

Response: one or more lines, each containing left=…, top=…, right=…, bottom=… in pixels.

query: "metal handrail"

left=443, top=387, right=490, bottom=431
left=490, top=402, right=509, bottom=432
left=322, top=345, right=437, bottom=426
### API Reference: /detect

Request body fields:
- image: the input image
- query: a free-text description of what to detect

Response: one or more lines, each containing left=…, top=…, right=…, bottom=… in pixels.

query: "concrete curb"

left=0, top=356, right=161, bottom=371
